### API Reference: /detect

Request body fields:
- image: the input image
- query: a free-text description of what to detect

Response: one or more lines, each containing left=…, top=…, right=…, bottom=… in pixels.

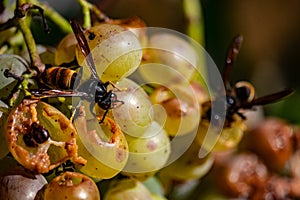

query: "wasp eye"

left=234, top=81, right=255, bottom=102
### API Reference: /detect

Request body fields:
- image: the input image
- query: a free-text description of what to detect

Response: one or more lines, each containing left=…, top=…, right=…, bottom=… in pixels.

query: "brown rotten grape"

left=5, top=99, right=85, bottom=173
left=241, top=117, right=294, bottom=172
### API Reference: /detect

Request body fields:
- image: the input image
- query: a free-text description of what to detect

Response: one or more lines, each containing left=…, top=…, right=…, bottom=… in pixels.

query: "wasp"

left=203, top=35, right=294, bottom=127
left=3, top=21, right=123, bottom=123
left=36, top=21, right=123, bottom=122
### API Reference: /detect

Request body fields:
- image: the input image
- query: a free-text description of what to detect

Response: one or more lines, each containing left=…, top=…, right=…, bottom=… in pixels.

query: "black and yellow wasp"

left=202, top=35, right=294, bottom=127
left=7, top=21, right=123, bottom=123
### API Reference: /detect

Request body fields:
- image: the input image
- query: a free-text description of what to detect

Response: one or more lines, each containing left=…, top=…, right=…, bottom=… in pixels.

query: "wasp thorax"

left=234, top=81, right=255, bottom=102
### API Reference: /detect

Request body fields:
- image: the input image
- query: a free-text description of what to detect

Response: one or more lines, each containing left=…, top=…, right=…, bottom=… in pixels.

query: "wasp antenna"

left=223, top=34, right=243, bottom=89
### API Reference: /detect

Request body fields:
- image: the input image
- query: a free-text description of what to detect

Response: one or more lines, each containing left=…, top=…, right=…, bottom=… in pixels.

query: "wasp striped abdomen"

left=41, top=67, right=77, bottom=90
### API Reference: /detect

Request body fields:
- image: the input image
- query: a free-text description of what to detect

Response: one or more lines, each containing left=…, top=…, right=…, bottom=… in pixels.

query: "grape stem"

left=182, top=0, right=204, bottom=45
left=77, top=0, right=110, bottom=29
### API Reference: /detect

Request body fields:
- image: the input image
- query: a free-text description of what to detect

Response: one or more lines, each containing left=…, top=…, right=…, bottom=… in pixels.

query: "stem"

left=183, top=0, right=204, bottom=45
left=77, top=0, right=91, bottom=28
left=18, top=16, right=43, bottom=73
left=29, top=0, right=72, bottom=34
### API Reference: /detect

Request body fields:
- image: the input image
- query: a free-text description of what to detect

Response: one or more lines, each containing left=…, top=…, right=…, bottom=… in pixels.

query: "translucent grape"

left=112, top=78, right=153, bottom=137
left=54, top=33, right=77, bottom=65
left=138, top=32, right=198, bottom=85
left=150, top=83, right=201, bottom=136
left=76, top=24, right=142, bottom=82
left=0, top=54, right=27, bottom=94
left=104, top=178, right=153, bottom=200
left=121, top=121, right=171, bottom=180
left=44, top=171, right=100, bottom=200
left=74, top=104, right=128, bottom=179
left=196, top=119, right=245, bottom=152
left=0, top=166, right=47, bottom=200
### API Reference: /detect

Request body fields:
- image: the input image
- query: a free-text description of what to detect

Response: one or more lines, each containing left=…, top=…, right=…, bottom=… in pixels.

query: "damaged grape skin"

left=5, top=99, right=85, bottom=174
left=74, top=105, right=129, bottom=179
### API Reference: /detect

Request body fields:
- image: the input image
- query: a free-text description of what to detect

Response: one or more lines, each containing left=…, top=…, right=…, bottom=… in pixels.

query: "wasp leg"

left=98, top=109, right=109, bottom=124
left=104, top=81, right=127, bottom=92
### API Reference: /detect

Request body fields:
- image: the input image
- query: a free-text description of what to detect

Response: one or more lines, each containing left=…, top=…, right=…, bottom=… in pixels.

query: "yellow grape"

left=121, top=121, right=171, bottom=180
left=159, top=139, right=214, bottom=182
left=113, top=78, right=153, bottom=137
left=76, top=24, right=142, bottom=82
left=196, top=119, right=245, bottom=152
left=54, top=33, right=77, bottom=65
left=104, top=178, right=153, bottom=200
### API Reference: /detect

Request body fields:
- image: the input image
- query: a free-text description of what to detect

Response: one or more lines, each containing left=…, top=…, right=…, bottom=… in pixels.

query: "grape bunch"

left=0, top=0, right=296, bottom=200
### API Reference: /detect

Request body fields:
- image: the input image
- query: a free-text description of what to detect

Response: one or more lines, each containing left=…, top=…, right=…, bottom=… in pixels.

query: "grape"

left=5, top=99, right=85, bottom=173
left=104, top=178, right=153, bottom=200
left=159, top=139, right=214, bottom=182
left=74, top=104, right=128, bottom=179
left=138, top=32, right=199, bottom=85
left=150, top=83, right=201, bottom=136
left=196, top=119, right=245, bottom=152
left=0, top=166, right=47, bottom=200
left=76, top=24, right=142, bottom=82
left=54, top=33, right=77, bottom=65
left=241, top=118, right=294, bottom=172
left=0, top=54, right=27, bottom=101
left=44, top=171, right=100, bottom=200
left=112, top=78, right=153, bottom=137
left=121, top=121, right=171, bottom=180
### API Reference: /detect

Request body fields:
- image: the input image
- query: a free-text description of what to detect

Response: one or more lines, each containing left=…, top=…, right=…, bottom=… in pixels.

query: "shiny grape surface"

left=44, top=171, right=100, bottom=200
left=112, top=78, right=153, bottom=137
left=104, top=178, right=153, bottom=200
left=0, top=166, right=47, bottom=200
left=122, top=121, right=171, bottom=180
left=76, top=24, right=142, bottom=82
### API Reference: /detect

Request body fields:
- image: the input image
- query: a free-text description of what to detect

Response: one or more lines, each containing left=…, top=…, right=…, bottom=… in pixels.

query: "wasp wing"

left=69, top=20, right=100, bottom=81
left=30, top=89, right=89, bottom=98
left=242, top=88, right=294, bottom=108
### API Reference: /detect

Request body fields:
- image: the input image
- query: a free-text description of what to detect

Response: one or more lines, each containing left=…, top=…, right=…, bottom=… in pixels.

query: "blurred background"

left=43, top=0, right=300, bottom=124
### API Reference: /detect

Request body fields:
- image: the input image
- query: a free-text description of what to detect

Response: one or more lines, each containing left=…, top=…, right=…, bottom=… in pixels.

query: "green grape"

left=0, top=54, right=27, bottom=95
left=142, top=176, right=165, bottom=196
left=104, top=178, right=153, bottom=200
left=5, top=99, right=85, bottom=174
left=112, top=78, right=153, bottom=137
left=121, top=121, right=171, bottom=180
left=0, top=166, right=47, bottom=200
left=44, top=171, right=100, bottom=200
left=76, top=24, right=142, bottom=82
left=159, top=139, right=214, bottom=182
left=74, top=104, right=128, bottom=179
left=54, top=33, right=77, bottom=65
left=138, top=32, right=198, bottom=85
